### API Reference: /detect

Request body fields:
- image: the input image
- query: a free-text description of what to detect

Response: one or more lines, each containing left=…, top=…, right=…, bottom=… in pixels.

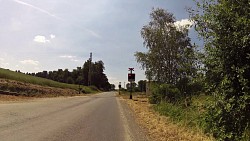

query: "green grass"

left=0, top=68, right=96, bottom=94
left=153, top=94, right=214, bottom=131
left=154, top=95, right=250, bottom=141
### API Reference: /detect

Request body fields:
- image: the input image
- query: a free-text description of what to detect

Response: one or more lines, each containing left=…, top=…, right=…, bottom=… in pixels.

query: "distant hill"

left=0, top=68, right=97, bottom=96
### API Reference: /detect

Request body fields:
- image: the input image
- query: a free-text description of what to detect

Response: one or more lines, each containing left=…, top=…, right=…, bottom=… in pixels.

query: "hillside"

left=0, top=68, right=97, bottom=96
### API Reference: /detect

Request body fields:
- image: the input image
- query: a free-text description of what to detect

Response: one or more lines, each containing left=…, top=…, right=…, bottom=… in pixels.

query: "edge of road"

left=116, top=96, right=149, bottom=141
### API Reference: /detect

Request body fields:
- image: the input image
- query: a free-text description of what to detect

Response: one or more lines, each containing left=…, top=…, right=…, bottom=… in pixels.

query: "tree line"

left=124, top=80, right=147, bottom=92
left=136, top=1, right=249, bottom=140
left=27, top=60, right=111, bottom=91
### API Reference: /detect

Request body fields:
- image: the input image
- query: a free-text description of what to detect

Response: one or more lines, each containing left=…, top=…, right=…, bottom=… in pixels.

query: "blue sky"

left=0, top=0, right=197, bottom=87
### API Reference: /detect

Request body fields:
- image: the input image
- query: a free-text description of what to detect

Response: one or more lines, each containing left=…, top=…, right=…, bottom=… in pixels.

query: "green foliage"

left=190, top=0, right=250, bottom=140
left=88, top=85, right=99, bottom=92
left=0, top=68, right=97, bottom=94
left=176, top=76, right=204, bottom=97
left=126, top=82, right=138, bottom=92
left=153, top=95, right=213, bottom=131
left=137, top=80, right=147, bottom=92
left=149, top=83, right=181, bottom=104
left=135, top=8, right=197, bottom=84
left=66, top=77, right=74, bottom=84
left=110, top=84, right=115, bottom=90
left=32, top=60, right=111, bottom=91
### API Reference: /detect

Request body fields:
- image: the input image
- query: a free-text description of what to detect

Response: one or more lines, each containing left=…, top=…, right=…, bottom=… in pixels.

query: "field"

left=0, top=68, right=97, bottom=95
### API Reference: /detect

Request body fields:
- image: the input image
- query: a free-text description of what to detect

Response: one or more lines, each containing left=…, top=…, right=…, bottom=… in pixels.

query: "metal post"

left=129, top=69, right=132, bottom=99
left=128, top=68, right=134, bottom=99
left=119, top=82, right=121, bottom=95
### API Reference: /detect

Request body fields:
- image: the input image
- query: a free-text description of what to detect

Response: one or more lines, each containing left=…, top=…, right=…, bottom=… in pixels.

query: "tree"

left=82, top=60, right=90, bottom=86
left=82, top=60, right=110, bottom=90
left=57, top=69, right=64, bottom=83
left=110, top=84, right=115, bottom=90
left=76, top=76, right=84, bottom=85
left=190, top=0, right=250, bottom=140
left=66, top=77, right=74, bottom=84
left=138, top=80, right=147, bottom=92
left=135, top=8, right=196, bottom=84
left=126, top=82, right=137, bottom=91
left=32, top=59, right=111, bottom=91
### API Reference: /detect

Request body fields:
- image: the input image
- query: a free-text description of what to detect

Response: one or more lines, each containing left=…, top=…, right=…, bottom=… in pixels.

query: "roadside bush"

left=149, top=83, right=181, bottom=104
left=176, top=77, right=204, bottom=97
left=89, top=85, right=99, bottom=91
left=189, top=81, right=204, bottom=95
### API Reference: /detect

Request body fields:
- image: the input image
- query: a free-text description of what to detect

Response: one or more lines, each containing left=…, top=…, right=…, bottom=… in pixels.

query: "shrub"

left=149, top=83, right=181, bottom=104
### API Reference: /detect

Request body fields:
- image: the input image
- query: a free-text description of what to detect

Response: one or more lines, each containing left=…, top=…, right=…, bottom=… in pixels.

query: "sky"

left=0, top=0, right=197, bottom=88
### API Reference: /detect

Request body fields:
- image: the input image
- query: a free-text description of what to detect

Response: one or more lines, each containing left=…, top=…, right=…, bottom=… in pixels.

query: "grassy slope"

left=0, top=68, right=95, bottom=93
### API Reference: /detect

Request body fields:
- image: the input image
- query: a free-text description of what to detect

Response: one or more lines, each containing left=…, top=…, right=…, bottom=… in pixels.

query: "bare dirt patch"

left=0, top=95, right=35, bottom=103
left=119, top=94, right=214, bottom=141
left=0, top=78, right=78, bottom=98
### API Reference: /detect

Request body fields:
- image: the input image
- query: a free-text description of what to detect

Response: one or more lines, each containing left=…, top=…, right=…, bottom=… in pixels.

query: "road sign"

left=128, top=68, right=134, bottom=71
left=128, top=73, right=135, bottom=82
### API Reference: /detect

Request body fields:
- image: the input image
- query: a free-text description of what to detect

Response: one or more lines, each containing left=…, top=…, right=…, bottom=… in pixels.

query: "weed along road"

left=0, top=92, right=148, bottom=141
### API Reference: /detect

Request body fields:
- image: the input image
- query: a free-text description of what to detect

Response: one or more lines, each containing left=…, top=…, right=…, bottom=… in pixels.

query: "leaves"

left=190, top=0, right=250, bottom=140
left=136, top=8, right=197, bottom=84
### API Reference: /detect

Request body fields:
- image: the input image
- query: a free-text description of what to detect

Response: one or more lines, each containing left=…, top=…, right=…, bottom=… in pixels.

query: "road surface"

left=0, top=92, right=148, bottom=141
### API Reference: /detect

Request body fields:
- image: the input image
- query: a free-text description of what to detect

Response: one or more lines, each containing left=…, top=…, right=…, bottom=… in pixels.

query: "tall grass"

left=153, top=95, right=214, bottom=132
left=0, top=68, right=95, bottom=93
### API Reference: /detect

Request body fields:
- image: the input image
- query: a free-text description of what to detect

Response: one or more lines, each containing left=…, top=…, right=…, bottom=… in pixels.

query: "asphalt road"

left=0, top=92, right=148, bottom=141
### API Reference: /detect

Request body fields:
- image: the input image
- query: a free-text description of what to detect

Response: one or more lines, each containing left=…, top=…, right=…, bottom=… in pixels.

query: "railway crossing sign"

left=128, top=68, right=135, bottom=82
left=128, top=73, right=135, bottom=82
left=128, top=68, right=135, bottom=99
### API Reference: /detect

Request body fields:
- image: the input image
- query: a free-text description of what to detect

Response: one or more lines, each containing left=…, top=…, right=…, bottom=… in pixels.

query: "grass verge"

left=153, top=95, right=213, bottom=131
left=118, top=91, right=214, bottom=141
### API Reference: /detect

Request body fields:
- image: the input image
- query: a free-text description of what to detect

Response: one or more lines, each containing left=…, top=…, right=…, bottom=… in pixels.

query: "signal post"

left=128, top=68, right=135, bottom=99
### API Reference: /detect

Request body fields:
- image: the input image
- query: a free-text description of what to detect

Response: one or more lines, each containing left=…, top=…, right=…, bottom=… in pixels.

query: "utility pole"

left=88, top=52, right=92, bottom=86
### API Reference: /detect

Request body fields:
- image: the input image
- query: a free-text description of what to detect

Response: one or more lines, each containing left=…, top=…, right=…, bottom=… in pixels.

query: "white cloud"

left=33, top=35, right=50, bottom=43
left=174, top=19, right=194, bottom=29
left=59, top=55, right=75, bottom=59
left=50, top=34, right=55, bottom=39
left=20, top=60, right=39, bottom=66
left=59, top=55, right=79, bottom=62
